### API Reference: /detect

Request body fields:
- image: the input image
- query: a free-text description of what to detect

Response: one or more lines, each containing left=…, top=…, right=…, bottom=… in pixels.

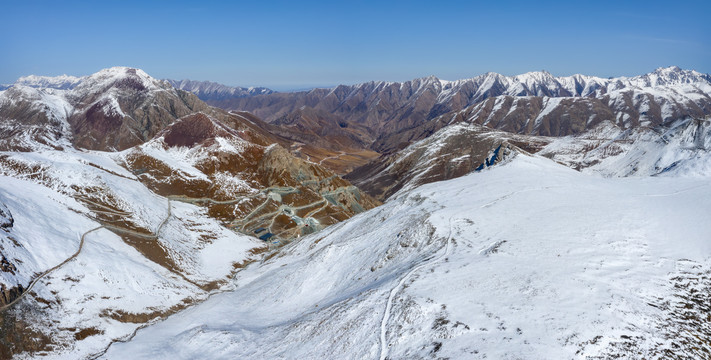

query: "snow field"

left=105, top=155, right=711, bottom=358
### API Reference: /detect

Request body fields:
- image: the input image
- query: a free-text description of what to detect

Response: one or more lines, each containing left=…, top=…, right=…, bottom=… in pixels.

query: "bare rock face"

left=0, top=203, right=20, bottom=308
left=269, top=106, right=373, bottom=151
left=0, top=283, right=22, bottom=306
left=162, top=113, right=233, bottom=148
left=0, top=202, right=13, bottom=231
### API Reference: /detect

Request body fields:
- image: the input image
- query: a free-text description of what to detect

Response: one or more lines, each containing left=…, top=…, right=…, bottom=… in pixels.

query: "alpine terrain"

left=0, top=65, right=709, bottom=359
left=0, top=67, right=378, bottom=358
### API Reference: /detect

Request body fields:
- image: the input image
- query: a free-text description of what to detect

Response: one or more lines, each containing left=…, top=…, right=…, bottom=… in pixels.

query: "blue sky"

left=1, top=0, right=709, bottom=90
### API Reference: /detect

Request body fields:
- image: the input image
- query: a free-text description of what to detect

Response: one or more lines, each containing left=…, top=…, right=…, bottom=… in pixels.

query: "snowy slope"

left=0, top=146, right=265, bottom=358
left=541, top=117, right=711, bottom=177
left=104, top=155, right=711, bottom=359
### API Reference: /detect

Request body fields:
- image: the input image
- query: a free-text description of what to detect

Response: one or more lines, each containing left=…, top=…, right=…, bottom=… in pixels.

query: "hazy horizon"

left=2, top=0, right=709, bottom=89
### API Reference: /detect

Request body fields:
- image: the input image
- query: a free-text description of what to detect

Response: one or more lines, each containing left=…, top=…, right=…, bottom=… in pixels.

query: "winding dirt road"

left=1, top=199, right=173, bottom=313
left=0, top=226, right=103, bottom=312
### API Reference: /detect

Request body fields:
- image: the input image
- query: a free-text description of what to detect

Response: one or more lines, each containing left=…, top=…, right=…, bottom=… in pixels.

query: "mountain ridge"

left=165, top=79, right=274, bottom=101
left=0, top=67, right=380, bottom=359
left=1, top=65, right=710, bottom=359
left=216, top=66, right=711, bottom=154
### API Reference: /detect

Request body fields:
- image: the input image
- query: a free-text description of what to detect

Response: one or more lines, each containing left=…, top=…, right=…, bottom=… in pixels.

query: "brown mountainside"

left=204, top=68, right=711, bottom=156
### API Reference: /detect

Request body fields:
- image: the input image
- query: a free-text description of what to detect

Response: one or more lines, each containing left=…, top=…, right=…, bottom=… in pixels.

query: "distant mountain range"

left=0, top=76, right=275, bottom=100
left=165, top=79, right=274, bottom=101
left=0, top=74, right=83, bottom=91
left=219, top=66, right=711, bottom=153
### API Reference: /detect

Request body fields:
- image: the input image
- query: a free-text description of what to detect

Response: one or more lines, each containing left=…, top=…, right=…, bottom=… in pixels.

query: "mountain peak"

left=513, top=70, right=556, bottom=84
left=656, top=65, right=682, bottom=73
left=77, top=67, right=162, bottom=93
left=422, top=74, right=439, bottom=81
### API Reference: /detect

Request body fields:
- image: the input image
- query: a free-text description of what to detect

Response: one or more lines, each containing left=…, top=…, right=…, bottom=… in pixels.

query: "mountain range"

left=0, top=67, right=379, bottom=358
left=219, top=66, right=711, bottom=153
left=0, top=66, right=709, bottom=359
left=165, top=79, right=274, bottom=101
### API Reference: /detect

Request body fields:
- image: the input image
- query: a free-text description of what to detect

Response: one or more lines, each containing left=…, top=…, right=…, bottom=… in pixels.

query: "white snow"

left=103, top=155, right=711, bottom=359
left=1, top=65, right=709, bottom=359
left=0, top=175, right=96, bottom=288
left=0, top=144, right=264, bottom=359
left=14, top=74, right=83, bottom=90
left=533, top=97, right=564, bottom=129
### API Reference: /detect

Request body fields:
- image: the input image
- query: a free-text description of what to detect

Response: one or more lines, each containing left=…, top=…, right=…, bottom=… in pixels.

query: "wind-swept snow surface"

left=105, top=155, right=711, bottom=359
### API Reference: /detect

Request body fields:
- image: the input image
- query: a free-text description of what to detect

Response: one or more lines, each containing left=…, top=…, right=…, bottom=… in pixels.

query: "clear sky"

left=1, top=0, right=709, bottom=90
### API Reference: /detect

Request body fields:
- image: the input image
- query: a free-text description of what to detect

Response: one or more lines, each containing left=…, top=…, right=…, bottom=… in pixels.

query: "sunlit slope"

left=106, top=155, right=711, bottom=359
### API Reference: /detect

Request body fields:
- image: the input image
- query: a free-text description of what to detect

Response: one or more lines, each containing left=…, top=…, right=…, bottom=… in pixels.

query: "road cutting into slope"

left=318, top=151, right=346, bottom=166
left=0, top=226, right=103, bottom=313
left=1, top=199, right=173, bottom=313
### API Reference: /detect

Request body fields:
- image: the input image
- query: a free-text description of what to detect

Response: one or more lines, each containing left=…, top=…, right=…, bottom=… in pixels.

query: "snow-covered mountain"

left=541, top=116, right=711, bottom=177
left=346, top=123, right=550, bottom=200
left=1, top=65, right=710, bottom=359
left=349, top=113, right=711, bottom=201
left=102, top=155, right=711, bottom=359
left=0, top=67, right=211, bottom=151
left=166, top=79, right=274, bottom=101
left=0, top=67, right=380, bottom=358
left=10, top=74, right=83, bottom=90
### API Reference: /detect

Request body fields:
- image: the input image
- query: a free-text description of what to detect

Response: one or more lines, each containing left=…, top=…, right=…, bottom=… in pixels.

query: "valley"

left=0, top=65, right=709, bottom=359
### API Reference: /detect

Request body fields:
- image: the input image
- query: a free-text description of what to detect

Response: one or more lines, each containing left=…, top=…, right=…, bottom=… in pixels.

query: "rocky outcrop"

left=0, top=283, right=22, bottom=307
left=0, top=202, right=12, bottom=230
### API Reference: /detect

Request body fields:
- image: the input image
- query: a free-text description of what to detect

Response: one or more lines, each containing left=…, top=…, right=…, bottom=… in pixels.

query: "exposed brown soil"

left=74, top=327, right=103, bottom=341
left=0, top=308, right=56, bottom=358
left=163, top=113, right=223, bottom=147
left=121, top=113, right=380, bottom=247
left=101, top=300, right=193, bottom=324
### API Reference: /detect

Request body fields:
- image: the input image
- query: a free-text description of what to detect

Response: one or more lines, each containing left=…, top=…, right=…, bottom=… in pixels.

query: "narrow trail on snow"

left=378, top=218, right=456, bottom=360
left=0, top=226, right=103, bottom=312
left=1, top=199, right=173, bottom=313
